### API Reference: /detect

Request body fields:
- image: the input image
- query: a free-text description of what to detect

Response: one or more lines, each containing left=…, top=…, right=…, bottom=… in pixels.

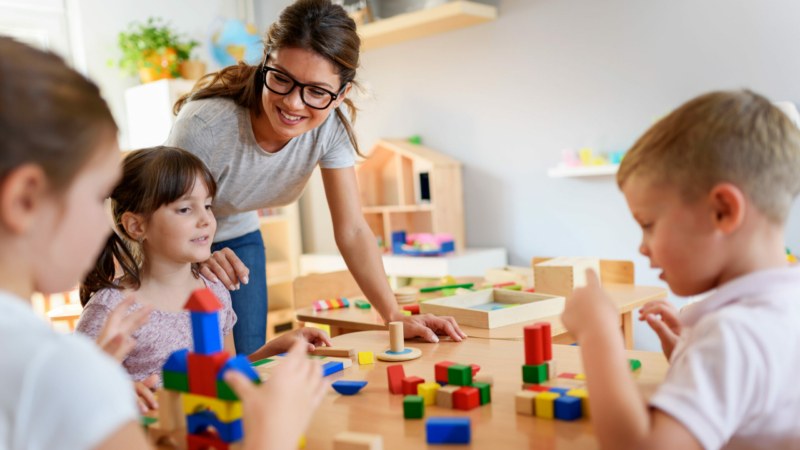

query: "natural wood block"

left=436, top=385, right=460, bottom=409
left=311, top=346, right=356, bottom=357
left=334, top=431, right=384, bottom=450
left=147, top=422, right=187, bottom=450
left=155, top=388, right=184, bottom=431
left=389, top=322, right=404, bottom=353
left=515, top=390, right=538, bottom=416
left=533, top=257, right=601, bottom=297
left=473, top=372, right=493, bottom=386
left=419, top=289, right=564, bottom=329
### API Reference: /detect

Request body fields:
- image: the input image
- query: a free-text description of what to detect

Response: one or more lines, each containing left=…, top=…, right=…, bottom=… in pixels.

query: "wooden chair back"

left=531, top=257, right=634, bottom=284
left=292, top=270, right=364, bottom=310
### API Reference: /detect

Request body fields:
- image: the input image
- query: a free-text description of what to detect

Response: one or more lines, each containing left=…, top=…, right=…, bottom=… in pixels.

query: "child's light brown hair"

left=618, top=89, right=800, bottom=223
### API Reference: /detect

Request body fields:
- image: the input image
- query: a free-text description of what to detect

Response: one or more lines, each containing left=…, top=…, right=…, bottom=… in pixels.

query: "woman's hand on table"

left=200, top=247, right=251, bottom=291
left=393, top=312, right=467, bottom=343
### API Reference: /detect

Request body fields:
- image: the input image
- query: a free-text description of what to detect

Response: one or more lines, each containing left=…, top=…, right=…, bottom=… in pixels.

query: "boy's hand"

left=96, top=297, right=153, bottom=362
left=561, top=269, right=618, bottom=342
left=639, top=299, right=681, bottom=359
left=225, top=338, right=328, bottom=450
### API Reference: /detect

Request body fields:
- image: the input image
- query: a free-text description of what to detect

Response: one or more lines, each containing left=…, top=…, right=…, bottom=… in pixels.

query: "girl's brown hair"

left=173, top=0, right=364, bottom=157
left=80, top=146, right=218, bottom=305
left=0, top=37, right=117, bottom=189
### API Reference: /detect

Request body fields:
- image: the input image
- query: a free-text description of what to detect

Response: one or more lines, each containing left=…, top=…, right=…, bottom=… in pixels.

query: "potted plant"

left=114, top=17, right=199, bottom=84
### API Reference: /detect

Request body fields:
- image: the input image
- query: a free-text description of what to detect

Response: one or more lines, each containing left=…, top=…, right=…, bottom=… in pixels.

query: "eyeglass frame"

left=261, top=60, right=347, bottom=110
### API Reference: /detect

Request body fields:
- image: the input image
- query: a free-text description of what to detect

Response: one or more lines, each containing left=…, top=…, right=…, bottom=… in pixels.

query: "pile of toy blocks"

left=313, top=297, right=350, bottom=311
left=155, top=288, right=260, bottom=450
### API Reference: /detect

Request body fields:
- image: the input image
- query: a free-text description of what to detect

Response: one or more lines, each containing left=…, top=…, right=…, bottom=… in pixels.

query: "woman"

left=167, top=0, right=467, bottom=354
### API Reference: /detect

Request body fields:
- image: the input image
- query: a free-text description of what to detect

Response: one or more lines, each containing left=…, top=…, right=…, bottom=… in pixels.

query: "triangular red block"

left=185, top=288, right=222, bottom=312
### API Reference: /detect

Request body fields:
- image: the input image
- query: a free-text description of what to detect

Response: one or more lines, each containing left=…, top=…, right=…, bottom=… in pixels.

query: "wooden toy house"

left=356, top=139, right=465, bottom=251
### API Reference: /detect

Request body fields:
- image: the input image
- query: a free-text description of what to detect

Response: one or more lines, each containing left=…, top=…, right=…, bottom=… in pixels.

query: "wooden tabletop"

left=295, top=283, right=667, bottom=340
left=299, top=330, right=669, bottom=449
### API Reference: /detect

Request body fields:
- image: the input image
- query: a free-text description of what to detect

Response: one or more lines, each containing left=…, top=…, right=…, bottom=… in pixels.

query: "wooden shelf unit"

left=356, top=139, right=465, bottom=252
left=357, top=1, right=498, bottom=51
left=258, top=203, right=302, bottom=311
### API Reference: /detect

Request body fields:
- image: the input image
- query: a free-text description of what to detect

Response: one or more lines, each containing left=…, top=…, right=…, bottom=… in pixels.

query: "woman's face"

left=260, top=47, right=350, bottom=141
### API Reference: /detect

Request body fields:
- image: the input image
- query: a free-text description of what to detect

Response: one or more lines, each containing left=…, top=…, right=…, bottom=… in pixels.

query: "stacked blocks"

left=522, top=322, right=554, bottom=385
left=157, top=288, right=261, bottom=450
left=434, top=361, right=455, bottom=383
left=313, top=298, right=350, bottom=311
left=447, top=365, right=472, bottom=386
left=399, top=360, right=491, bottom=420
left=426, top=417, right=471, bottom=444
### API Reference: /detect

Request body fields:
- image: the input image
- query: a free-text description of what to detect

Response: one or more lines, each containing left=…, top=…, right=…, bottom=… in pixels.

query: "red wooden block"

left=523, top=287, right=536, bottom=293
left=185, top=288, right=222, bottom=312
left=402, top=304, right=420, bottom=314
left=524, top=324, right=543, bottom=366
left=493, top=281, right=515, bottom=288
left=336, top=298, right=346, bottom=308
left=541, top=322, right=552, bottom=360
left=453, top=387, right=480, bottom=411
left=435, top=361, right=456, bottom=383
left=387, top=365, right=406, bottom=395
left=470, top=364, right=480, bottom=376
left=528, top=385, right=550, bottom=392
left=188, top=351, right=230, bottom=397
left=402, top=376, right=425, bottom=395
left=187, top=433, right=230, bottom=450
left=558, top=373, right=577, bottom=379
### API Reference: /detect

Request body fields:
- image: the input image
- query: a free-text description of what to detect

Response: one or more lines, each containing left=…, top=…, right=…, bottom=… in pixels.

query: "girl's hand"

left=270, top=328, right=333, bottom=355
left=638, top=299, right=682, bottom=359
left=96, top=297, right=153, bottom=362
left=134, top=374, right=159, bottom=414
left=225, top=339, right=328, bottom=450
left=561, top=269, right=618, bottom=343
left=199, top=247, right=250, bottom=291
left=392, top=312, right=468, bottom=343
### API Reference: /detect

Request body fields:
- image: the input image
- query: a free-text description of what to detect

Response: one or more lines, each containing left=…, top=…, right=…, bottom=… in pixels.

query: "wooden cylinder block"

left=389, top=321, right=404, bottom=353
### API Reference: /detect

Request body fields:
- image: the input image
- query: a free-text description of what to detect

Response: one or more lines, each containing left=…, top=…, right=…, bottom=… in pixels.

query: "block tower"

left=153, top=288, right=260, bottom=450
left=522, top=322, right=554, bottom=385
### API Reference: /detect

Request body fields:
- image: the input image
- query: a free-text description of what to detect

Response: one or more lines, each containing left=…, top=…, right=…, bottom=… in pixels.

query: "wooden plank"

left=311, top=346, right=356, bottom=357
left=292, top=270, right=363, bottom=310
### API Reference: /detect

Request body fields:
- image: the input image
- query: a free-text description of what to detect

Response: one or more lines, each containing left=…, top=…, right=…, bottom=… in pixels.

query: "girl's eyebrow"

left=273, top=63, right=334, bottom=89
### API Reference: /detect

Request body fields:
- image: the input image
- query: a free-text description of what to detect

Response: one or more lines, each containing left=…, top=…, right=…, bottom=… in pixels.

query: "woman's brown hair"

left=79, top=146, right=218, bottom=305
left=0, top=37, right=117, bottom=189
left=173, top=0, right=364, bottom=157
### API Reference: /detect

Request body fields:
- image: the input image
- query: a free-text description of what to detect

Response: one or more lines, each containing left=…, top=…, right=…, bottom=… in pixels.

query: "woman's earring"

left=138, top=237, right=144, bottom=244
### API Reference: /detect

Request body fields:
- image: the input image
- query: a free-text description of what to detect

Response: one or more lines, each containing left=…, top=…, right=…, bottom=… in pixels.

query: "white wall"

left=258, top=0, right=800, bottom=351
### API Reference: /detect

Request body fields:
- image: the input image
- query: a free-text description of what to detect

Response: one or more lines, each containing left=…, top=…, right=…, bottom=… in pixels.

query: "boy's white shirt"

left=650, top=265, right=800, bottom=450
left=0, top=291, right=137, bottom=450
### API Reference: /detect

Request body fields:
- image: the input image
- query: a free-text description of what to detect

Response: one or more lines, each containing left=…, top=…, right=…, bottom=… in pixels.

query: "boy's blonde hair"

left=618, top=90, right=800, bottom=223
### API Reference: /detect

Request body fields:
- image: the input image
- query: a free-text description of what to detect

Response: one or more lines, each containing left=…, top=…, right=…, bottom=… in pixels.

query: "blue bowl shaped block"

left=426, top=417, right=471, bottom=444
left=554, top=395, right=582, bottom=421
left=332, top=380, right=368, bottom=395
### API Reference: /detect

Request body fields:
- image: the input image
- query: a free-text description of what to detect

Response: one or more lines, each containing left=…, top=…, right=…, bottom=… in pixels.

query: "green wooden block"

left=448, top=364, right=473, bottom=386
left=140, top=416, right=158, bottom=428
left=252, top=358, right=274, bottom=367
left=629, top=359, right=642, bottom=371
left=354, top=299, right=371, bottom=309
left=162, top=370, right=188, bottom=392
left=217, top=380, right=239, bottom=401
left=522, top=364, right=548, bottom=384
left=403, top=395, right=424, bottom=419
left=473, top=381, right=491, bottom=404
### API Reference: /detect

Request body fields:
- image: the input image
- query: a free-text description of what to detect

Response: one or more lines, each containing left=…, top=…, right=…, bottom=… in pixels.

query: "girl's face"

left=260, top=47, right=351, bottom=141
left=33, top=139, right=121, bottom=294
left=143, top=175, right=216, bottom=266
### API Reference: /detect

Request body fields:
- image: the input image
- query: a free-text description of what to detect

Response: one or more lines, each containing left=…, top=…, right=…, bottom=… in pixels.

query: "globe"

left=207, top=18, right=263, bottom=68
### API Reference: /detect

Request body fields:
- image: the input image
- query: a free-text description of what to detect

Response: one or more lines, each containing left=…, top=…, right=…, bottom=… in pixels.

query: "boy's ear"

left=0, top=164, right=49, bottom=234
left=708, top=183, right=746, bottom=234
left=120, top=212, right=146, bottom=241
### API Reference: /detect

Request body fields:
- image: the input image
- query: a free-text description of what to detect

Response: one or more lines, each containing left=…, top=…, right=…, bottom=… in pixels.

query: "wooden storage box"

left=418, top=289, right=564, bottom=329
left=533, top=257, right=601, bottom=297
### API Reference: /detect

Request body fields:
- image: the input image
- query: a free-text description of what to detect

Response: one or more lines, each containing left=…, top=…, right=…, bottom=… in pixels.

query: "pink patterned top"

left=75, top=275, right=237, bottom=383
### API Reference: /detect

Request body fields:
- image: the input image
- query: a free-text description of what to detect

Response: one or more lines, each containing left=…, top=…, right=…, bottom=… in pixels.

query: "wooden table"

left=299, top=331, right=669, bottom=449
left=295, top=283, right=667, bottom=349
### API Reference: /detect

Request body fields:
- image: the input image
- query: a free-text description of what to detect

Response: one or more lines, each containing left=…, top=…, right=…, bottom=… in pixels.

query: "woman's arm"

left=321, top=167, right=467, bottom=342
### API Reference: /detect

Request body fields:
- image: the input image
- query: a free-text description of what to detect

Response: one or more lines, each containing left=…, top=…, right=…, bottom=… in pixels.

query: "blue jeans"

left=212, top=230, right=267, bottom=355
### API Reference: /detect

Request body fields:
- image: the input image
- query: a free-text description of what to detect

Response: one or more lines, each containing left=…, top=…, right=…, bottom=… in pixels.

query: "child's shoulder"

left=200, top=274, right=233, bottom=309
left=83, top=285, right=128, bottom=311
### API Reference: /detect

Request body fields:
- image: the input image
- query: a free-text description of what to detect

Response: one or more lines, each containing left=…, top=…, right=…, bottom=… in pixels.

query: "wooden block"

left=146, top=422, right=187, bottom=450
left=484, top=266, right=533, bottom=289
left=187, top=351, right=229, bottom=397
left=436, top=385, right=460, bottom=409
left=402, top=376, right=424, bottom=396
left=434, top=361, right=456, bottom=383
left=542, top=322, right=552, bottom=360
left=522, top=364, right=547, bottom=384
left=182, top=392, right=242, bottom=422
left=472, top=381, right=491, bottom=404
left=558, top=373, right=577, bottom=379
left=387, top=365, right=405, bottom=395
left=527, top=385, right=550, bottom=392
left=403, top=395, right=425, bottom=419
left=524, top=324, right=543, bottom=366
left=358, top=351, right=374, bottom=365
left=470, top=364, right=480, bottom=376
left=419, top=289, right=565, bottom=329
left=533, top=257, right=601, bottom=297
left=447, top=364, right=472, bottom=386
left=311, top=346, right=356, bottom=357
left=473, top=372, right=493, bottom=386
left=453, top=387, right=480, bottom=411
left=155, top=388, right=183, bottom=431
left=333, top=431, right=384, bottom=450
left=546, top=359, right=556, bottom=380
left=389, top=322, right=404, bottom=353
left=629, top=359, right=642, bottom=371
left=535, top=392, right=561, bottom=419
left=402, top=304, right=420, bottom=314
left=575, top=373, right=586, bottom=380
left=417, top=382, right=440, bottom=406
left=515, top=390, right=537, bottom=416
left=567, top=388, right=590, bottom=417
left=554, top=395, right=582, bottom=421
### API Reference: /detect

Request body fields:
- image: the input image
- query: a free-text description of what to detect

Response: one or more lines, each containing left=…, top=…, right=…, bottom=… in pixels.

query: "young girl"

left=0, top=36, right=326, bottom=450
left=76, top=146, right=332, bottom=395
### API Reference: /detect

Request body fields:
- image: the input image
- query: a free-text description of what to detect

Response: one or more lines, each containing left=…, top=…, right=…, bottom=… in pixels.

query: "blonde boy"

left=562, top=90, right=800, bottom=450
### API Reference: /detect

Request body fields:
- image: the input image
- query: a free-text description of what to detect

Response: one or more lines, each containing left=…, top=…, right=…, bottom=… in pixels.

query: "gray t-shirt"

left=165, top=97, right=355, bottom=242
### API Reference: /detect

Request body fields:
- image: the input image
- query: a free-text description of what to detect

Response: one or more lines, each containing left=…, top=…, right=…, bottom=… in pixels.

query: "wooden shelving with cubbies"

left=257, top=203, right=302, bottom=313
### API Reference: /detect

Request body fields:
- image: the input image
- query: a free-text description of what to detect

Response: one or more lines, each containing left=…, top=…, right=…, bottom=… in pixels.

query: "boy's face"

left=623, top=175, right=726, bottom=296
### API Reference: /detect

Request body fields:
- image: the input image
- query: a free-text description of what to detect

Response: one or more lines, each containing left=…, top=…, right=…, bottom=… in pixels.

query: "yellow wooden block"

left=358, top=351, right=374, bottom=365
left=307, top=322, right=331, bottom=335
left=402, top=310, right=412, bottom=316
left=182, top=392, right=242, bottom=422
left=575, top=373, right=586, bottom=380
left=567, top=388, right=590, bottom=417
left=417, top=382, right=440, bottom=406
left=298, top=434, right=306, bottom=449
left=534, top=392, right=560, bottom=419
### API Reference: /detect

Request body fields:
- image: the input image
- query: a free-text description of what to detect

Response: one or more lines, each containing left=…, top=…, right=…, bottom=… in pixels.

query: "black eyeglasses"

left=262, top=66, right=345, bottom=110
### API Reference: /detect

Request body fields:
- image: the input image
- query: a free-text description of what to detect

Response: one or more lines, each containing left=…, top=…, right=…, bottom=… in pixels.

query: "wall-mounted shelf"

left=358, top=1, right=498, bottom=51
left=547, top=164, right=620, bottom=178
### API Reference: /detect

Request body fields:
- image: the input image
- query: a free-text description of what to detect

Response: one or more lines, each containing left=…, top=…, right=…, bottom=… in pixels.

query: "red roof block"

left=185, top=288, right=222, bottom=312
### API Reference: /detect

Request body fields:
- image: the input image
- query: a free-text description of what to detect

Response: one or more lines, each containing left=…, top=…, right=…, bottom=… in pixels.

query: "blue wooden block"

left=217, top=355, right=259, bottom=383
left=163, top=349, right=188, bottom=373
left=332, top=380, right=367, bottom=395
left=548, top=387, right=570, bottom=395
left=186, top=410, right=243, bottom=442
left=322, top=361, right=344, bottom=377
left=554, top=395, right=582, bottom=421
left=436, top=381, right=448, bottom=387
left=426, top=417, right=471, bottom=444
left=190, top=311, right=222, bottom=355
